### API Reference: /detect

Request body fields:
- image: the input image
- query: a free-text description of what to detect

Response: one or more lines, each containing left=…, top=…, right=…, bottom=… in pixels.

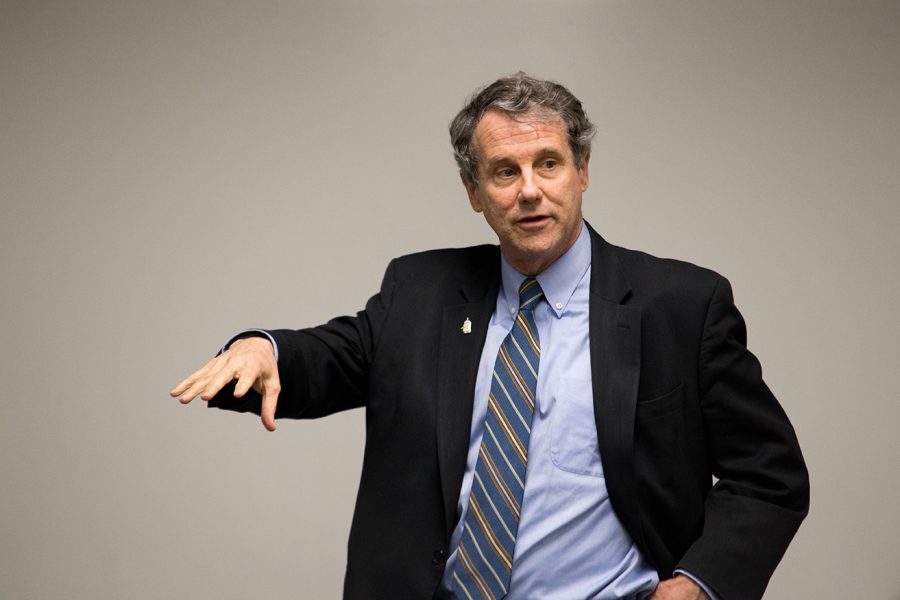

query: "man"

left=172, top=73, right=808, bottom=600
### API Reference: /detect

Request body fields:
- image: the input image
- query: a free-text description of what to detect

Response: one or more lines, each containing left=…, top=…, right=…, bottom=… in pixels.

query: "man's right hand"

left=170, top=336, right=281, bottom=431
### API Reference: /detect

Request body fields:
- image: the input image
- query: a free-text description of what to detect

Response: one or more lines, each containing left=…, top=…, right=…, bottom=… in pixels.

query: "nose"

left=518, top=169, right=541, bottom=203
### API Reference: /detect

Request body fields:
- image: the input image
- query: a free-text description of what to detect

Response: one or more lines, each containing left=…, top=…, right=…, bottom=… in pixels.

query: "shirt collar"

left=500, top=222, right=591, bottom=318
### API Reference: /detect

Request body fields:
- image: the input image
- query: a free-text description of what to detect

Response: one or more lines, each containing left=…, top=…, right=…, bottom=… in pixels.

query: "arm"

left=171, top=259, right=397, bottom=430
left=676, top=276, right=810, bottom=600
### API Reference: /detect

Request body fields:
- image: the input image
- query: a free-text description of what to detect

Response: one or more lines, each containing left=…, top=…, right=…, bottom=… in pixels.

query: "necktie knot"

left=518, top=278, right=544, bottom=312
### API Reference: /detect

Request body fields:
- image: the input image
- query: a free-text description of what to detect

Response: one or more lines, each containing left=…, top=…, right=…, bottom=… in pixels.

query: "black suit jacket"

left=211, top=224, right=809, bottom=600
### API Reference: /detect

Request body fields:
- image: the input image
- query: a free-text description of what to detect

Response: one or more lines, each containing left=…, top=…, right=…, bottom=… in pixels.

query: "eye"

left=541, top=159, right=557, bottom=169
left=497, top=167, right=516, bottom=178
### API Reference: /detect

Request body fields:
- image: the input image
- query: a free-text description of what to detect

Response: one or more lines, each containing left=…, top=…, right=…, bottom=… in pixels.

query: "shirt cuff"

left=220, top=329, right=279, bottom=362
left=673, top=569, right=719, bottom=600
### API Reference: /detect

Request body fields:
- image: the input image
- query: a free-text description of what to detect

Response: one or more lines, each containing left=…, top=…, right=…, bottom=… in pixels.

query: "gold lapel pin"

left=461, top=318, right=472, bottom=335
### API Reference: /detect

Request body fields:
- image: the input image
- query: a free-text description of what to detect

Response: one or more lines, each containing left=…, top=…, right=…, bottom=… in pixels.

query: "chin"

left=510, top=243, right=558, bottom=270
left=523, top=237, right=559, bottom=256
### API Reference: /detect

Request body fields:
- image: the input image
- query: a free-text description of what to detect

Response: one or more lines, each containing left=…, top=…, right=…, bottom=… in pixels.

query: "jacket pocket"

left=635, top=383, right=684, bottom=422
left=549, top=377, right=603, bottom=477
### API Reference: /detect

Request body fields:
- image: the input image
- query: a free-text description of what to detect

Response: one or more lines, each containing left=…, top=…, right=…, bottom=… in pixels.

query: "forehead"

left=472, top=110, right=570, bottom=160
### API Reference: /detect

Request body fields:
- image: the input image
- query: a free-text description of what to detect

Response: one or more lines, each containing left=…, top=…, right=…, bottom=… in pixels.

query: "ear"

left=462, top=174, right=483, bottom=213
left=578, top=152, right=591, bottom=192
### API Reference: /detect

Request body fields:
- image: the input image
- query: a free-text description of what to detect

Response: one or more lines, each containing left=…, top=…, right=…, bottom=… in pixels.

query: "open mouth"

left=518, top=215, right=550, bottom=228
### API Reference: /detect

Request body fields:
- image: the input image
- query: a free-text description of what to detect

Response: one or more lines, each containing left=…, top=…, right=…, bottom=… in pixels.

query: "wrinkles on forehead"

left=472, top=110, right=570, bottom=171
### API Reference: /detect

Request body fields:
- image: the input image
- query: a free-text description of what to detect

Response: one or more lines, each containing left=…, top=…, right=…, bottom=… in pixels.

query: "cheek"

left=483, top=207, right=507, bottom=230
left=482, top=198, right=511, bottom=220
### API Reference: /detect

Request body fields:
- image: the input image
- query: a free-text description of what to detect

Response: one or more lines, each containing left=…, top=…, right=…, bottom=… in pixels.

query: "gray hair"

left=449, top=72, right=596, bottom=185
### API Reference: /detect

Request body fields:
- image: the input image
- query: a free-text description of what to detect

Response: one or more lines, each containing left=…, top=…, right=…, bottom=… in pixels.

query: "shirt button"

left=432, top=549, right=446, bottom=565
left=555, top=302, right=562, bottom=310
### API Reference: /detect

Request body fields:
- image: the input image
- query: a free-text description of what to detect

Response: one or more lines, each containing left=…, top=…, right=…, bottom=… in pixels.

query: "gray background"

left=2, top=1, right=898, bottom=598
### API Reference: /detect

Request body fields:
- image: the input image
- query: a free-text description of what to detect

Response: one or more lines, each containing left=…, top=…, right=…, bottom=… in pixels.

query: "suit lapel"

left=432, top=227, right=646, bottom=549
left=586, top=223, right=647, bottom=552
left=435, top=256, right=500, bottom=540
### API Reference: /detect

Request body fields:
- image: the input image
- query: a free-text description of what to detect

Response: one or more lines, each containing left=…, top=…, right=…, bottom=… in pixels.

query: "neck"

left=503, top=219, right=583, bottom=276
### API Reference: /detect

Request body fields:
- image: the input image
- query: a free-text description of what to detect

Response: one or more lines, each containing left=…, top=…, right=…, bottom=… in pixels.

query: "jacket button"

left=432, top=549, right=446, bottom=565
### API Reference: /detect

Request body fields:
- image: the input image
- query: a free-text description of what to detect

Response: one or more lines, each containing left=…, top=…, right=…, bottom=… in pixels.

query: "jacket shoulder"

left=389, top=244, right=499, bottom=282
left=605, top=240, right=725, bottom=298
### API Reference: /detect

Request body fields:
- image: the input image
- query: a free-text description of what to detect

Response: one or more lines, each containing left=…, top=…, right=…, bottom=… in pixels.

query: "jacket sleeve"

left=207, top=259, right=397, bottom=419
left=676, top=275, right=810, bottom=600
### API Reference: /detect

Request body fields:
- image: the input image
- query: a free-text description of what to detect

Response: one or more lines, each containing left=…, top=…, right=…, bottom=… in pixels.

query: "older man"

left=172, top=73, right=808, bottom=600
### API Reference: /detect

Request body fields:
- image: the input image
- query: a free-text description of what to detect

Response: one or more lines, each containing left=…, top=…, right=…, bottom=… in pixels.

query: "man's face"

left=465, top=110, right=589, bottom=276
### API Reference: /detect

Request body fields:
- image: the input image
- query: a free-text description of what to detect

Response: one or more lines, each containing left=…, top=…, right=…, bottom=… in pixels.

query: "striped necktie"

left=452, top=278, right=543, bottom=600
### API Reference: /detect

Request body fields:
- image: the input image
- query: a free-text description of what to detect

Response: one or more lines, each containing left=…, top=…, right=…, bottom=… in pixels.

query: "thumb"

left=260, top=379, right=280, bottom=432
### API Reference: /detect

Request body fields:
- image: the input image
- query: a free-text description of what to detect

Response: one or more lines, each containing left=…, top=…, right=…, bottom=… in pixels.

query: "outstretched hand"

left=170, top=336, right=281, bottom=431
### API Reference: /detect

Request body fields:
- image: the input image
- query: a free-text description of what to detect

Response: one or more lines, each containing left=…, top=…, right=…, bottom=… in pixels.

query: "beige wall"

left=2, top=1, right=898, bottom=597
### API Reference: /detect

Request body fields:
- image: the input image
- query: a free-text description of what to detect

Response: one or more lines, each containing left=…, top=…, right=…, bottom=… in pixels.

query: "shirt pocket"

left=549, top=377, right=604, bottom=477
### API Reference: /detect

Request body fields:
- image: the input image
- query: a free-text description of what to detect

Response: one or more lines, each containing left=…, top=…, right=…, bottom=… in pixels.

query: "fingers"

left=169, top=356, right=217, bottom=400
left=201, top=365, right=243, bottom=402
left=172, top=337, right=280, bottom=433
left=233, top=369, right=256, bottom=398
left=171, top=352, right=246, bottom=405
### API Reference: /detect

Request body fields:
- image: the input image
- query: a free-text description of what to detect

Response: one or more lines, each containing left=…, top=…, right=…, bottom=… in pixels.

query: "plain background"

left=2, top=1, right=898, bottom=598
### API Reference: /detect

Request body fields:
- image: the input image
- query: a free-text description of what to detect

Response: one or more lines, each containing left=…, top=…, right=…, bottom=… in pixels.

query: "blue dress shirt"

left=437, top=224, right=659, bottom=599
